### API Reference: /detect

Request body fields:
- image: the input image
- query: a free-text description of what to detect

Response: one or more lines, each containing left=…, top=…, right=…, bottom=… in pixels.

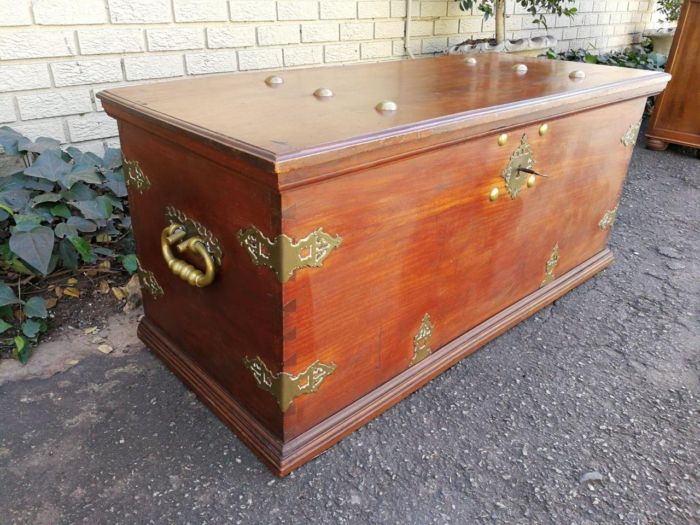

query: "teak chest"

left=99, top=55, right=669, bottom=476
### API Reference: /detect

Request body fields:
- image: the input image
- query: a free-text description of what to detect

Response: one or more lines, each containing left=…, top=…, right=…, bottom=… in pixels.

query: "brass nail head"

left=513, top=63, right=528, bottom=74
left=527, top=174, right=536, bottom=188
left=497, top=133, right=508, bottom=146
left=489, top=187, right=500, bottom=201
left=465, top=57, right=477, bottom=65
left=375, top=100, right=397, bottom=112
left=539, top=123, right=548, bottom=136
left=314, top=87, right=334, bottom=98
left=569, top=70, right=586, bottom=80
left=264, top=75, right=283, bottom=87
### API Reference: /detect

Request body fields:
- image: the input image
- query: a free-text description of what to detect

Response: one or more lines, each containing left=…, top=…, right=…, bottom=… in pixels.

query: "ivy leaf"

left=70, top=196, right=113, bottom=220
left=50, top=202, right=71, bottom=218
left=11, top=213, right=45, bottom=232
left=9, top=225, right=55, bottom=275
left=66, top=146, right=101, bottom=165
left=24, top=296, right=48, bottom=318
left=104, top=169, right=128, bottom=197
left=21, top=318, right=43, bottom=338
left=68, top=235, right=95, bottom=264
left=60, top=182, right=97, bottom=201
left=30, top=192, right=62, bottom=207
left=102, top=148, right=123, bottom=170
left=0, top=189, right=31, bottom=211
left=13, top=335, right=31, bottom=364
left=61, top=164, right=102, bottom=189
left=54, top=222, right=79, bottom=238
left=18, top=136, right=61, bottom=155
left=23, top=149, right=71, bottom=182
left=0, top=126, right=25, bottom=155
left=0, top=281, right=23, bottom=307
left=119, top=254, right=139, bottom=274
left=0, top=318, right=12, bottom=334
left=59, top=238, right=79, bottom=269
left=66, top=216, right=97, bottom=232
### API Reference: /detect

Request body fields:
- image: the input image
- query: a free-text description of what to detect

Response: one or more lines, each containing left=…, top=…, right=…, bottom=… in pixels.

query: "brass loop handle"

left=161, top=223, right=216, bottom=287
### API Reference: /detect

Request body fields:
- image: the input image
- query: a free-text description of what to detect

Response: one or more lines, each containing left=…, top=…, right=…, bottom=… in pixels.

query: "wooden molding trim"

left=139, top=248, right=613, bottom=476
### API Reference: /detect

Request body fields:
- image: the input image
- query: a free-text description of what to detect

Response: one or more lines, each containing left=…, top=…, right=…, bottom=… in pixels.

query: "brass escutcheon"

left=502, top=134, right=535, bottom=199
left=409, top=313, right=434, bottom=366
left=237, top=226, right=342, bottom=283
left=123, top=158, right=150, bottom=193
left=243, top=356, right=336, bottom=412
left=540, top=244, right=560, bottom=287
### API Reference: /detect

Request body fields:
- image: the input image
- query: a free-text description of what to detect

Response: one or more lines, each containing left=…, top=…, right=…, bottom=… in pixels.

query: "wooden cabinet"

left=646, top=0, right=700, bottom=151
left=99, top=54, right=669, bottom=476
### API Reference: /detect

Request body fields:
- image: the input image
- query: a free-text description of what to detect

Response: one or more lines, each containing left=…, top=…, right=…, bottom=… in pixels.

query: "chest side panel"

left=118, top=121, right=284, bottom=437
left=276, top=98, right=645, bottom=438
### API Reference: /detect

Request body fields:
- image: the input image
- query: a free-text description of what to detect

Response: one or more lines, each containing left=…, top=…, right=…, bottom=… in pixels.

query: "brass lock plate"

left=502, top=134, right=535, bottom=199
left=165, top=206, right=222, bottom=265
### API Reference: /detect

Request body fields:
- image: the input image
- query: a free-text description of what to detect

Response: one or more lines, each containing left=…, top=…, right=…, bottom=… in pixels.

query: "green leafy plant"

left=0, top=281, right=48, bottom=363
left=0, top=126, right=134, bottom=278
left=1, top=126, right=137, bottom=363
left=656, top=0, right=682, bottom=24
left=545, top=47, right=667, bottom=71
left=455, top=0, right=577, bottom=44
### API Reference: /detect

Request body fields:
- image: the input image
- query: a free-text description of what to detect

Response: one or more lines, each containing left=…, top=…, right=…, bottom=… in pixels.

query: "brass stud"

left=264, top=75, right=283, bottom=87
left=569, top=70, right=586, bottom=80
left=527, top=174, right=536, bottom=188
left=513, top=63, right=528, bottom=74
left=375, top=100, right=398, bottom=112
left=465, top=57, right=477, bottom=65
left=313, top=87, right=334, bottom=98
left=539, top=123, right=548, bottom=136
left=489, top=187, right=500, bottom=201
left=497, top=133, right=508, bottom=146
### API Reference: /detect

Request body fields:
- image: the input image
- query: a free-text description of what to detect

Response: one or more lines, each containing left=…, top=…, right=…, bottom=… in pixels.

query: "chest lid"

left=98, top=54, right=669, bottom=183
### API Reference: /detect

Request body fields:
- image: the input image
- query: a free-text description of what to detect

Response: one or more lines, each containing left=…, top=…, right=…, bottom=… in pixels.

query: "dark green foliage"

left=455, top=0, right=577, bottom=29
left=545, top=47, right=667, bottom=71
left=0, top=126, right=134, bottom=277
left=1, top=127, right=138, bottom=364
left=656, top=0, right=681, bottom=23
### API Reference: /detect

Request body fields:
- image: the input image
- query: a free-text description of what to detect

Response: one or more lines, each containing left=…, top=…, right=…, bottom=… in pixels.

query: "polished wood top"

left=99, top=54, right=669, bottom=169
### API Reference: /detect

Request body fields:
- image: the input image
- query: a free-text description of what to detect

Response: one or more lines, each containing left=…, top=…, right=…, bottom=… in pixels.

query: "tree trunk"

left=495, top=0, right=506, bottom=45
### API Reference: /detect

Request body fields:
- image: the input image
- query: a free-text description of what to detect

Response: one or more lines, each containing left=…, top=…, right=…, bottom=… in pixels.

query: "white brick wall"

left=0, top=0, right=656, bottom=151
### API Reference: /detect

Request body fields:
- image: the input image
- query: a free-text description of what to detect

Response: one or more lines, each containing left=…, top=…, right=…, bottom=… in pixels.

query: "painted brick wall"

left=0, top=0, right=655, bottom=152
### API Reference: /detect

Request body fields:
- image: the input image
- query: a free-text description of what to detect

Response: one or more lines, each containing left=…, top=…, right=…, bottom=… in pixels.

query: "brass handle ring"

left=161, top=223, right=216, bottom=287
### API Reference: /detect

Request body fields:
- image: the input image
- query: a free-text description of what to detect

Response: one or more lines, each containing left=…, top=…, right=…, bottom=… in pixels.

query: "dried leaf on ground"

left=98, top=280, right=110, bottom=294
left=67, top=277, right=78, bottom=286
left=63, top=287, right=80, bottom=298
left=112, top=287, right=126, bottom=301
left=45, top=297, right=58, bottom=309
left=122, top=274, right=142, bottom=313
left=97, top=344, right=113, bottom=354
left=99, top=260, right=111, bottom=271
left=83, top=326, right=98, bottom=335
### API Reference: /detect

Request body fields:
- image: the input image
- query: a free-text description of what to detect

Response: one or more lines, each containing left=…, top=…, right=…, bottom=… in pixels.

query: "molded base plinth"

left=139, top=249, right=614, bottom=476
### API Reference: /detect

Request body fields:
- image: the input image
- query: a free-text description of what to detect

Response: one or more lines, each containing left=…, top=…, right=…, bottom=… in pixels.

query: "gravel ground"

left=1, top=132, right=698, bottom=525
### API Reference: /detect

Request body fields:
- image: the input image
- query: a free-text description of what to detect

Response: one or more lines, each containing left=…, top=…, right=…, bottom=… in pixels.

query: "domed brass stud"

left=465, top=57, right=477, bottom=65
left=513, top=63, right=528, bottom=74
left=489, top=187, right=500, bottom=201
left=313, top=87, right=334, bottom=98
left=527, top=174, right=537, bottom=188
left=375, top=100, right=397, bottom=112
left=569, top=70, right=586, bottom=80
left=264, top=75, right=283, bottom=87
left=539, top=123, right=548, bottom=136
left=497, top=133, right=508, bottom=146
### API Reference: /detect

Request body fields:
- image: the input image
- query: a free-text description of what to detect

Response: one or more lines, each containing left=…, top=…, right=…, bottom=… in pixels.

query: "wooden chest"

left=98, top=55, right=669, bottom=476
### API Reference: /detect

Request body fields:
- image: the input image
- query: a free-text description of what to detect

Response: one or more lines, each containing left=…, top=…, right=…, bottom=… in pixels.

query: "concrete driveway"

left=1, top=132, right=698, bottom=524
